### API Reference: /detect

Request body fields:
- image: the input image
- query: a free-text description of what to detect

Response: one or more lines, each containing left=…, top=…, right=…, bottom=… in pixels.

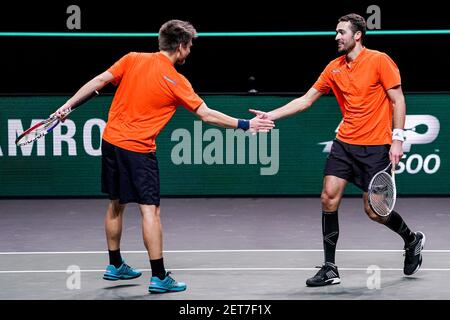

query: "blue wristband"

left=237, top=119, right=250, bottom=131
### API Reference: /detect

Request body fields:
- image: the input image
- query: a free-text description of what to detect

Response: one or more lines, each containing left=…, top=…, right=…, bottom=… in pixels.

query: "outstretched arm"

left=387, top=85, right=406, bottom=165
left=54, top=71, right=115, bottom=119
left=249, top=87, right=323, bottom=120
left=193, top=102, right=275, bottom=133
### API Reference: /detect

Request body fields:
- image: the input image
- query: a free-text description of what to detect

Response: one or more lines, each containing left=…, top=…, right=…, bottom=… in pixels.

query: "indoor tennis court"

left=1, top=197, right=449, bottom=300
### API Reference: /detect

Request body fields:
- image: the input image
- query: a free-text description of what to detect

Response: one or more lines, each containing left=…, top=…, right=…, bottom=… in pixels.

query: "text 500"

left=397, top=153, right=440, bottom=174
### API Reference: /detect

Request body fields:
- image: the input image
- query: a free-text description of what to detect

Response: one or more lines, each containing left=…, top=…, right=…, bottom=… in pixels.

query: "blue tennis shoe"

left=103, top=261, right=142, bottom=281
left=148, top=272, right=187, bottom=293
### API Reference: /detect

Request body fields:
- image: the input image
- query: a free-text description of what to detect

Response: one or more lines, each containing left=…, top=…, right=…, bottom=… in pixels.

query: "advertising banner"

left=1, top=94, right=448, bottom=196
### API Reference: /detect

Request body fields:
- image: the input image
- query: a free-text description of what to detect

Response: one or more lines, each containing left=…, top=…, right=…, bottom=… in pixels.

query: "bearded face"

left=335, top=21, right=358, bottom=54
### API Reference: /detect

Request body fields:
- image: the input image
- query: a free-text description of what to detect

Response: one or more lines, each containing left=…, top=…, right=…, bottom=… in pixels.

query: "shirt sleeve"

left=107, top=52, right=135, bottom=86
left=313, top=64, right=332, bottom=94
left=173, top=74, right=204, bottom=111
left=378, top=53, right=401, bottom=90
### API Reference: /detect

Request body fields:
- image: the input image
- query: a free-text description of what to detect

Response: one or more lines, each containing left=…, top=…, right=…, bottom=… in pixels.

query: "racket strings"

left=369, top=172, right=395, bottom=216
left=16, top=118, right=59, bottom=145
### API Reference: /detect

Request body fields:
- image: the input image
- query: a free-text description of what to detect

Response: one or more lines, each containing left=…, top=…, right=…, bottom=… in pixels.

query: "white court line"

left=1, top=267, right=450, bottom=274
left=0, top=249, right=449, bottom=255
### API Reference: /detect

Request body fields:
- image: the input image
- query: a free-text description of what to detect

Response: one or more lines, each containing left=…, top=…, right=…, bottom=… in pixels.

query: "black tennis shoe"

left=403, top=231, right=426, bottom=276
left=306, top=262, right=341, bottom=287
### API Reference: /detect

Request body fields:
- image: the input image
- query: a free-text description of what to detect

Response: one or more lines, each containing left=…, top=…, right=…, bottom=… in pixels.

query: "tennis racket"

left=368, top=162, right=397, bottom=217
left=15, top=90, right=99, bottom=146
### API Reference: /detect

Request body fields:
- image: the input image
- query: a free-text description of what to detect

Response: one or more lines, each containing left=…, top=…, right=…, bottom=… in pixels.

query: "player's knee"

left=140, top=205, right=160, bottom=219
left=321, top=191, right=339, bottom=210
left=111, top=202, right=125, bottom=217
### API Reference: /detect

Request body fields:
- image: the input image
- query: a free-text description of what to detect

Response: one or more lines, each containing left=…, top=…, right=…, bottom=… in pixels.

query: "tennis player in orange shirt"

left=54, top=19, right=274, bottom=293
left=250, top=13, right=425, bottom=286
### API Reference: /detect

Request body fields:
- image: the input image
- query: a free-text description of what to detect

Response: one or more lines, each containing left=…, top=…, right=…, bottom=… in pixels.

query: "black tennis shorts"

left=101, top=139, right=160, bottom=205
left=324, top=139, right=390, bottom=192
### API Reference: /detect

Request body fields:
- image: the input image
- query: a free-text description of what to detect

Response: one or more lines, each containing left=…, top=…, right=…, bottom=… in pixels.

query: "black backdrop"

left=1, top=0, right=449, bottom=94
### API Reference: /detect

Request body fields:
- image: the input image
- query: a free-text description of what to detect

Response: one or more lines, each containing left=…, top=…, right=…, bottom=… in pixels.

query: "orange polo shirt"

left=313, top=48, right=401, bottom=145
left=102, top=52, right=203, bottom=153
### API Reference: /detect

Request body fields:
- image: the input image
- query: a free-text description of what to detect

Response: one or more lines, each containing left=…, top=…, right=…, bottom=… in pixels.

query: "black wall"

left=2, top=0, right=449, bottom=94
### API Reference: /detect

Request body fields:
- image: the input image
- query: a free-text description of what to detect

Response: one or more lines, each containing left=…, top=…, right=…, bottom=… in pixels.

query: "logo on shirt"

left=331, top=69, right=341, bottom=73
left=163, top=75, right=177, bottom=85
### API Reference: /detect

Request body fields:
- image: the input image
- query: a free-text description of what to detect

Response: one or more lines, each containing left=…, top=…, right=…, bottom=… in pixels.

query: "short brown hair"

left=338, top=13, right=366, bottom=42
left=158, top=20, right=198, bottom=52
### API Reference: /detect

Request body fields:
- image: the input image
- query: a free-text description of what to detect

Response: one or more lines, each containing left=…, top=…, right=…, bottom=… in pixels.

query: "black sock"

left=384, top=211, right=416, bottom=245
left=150, top=258, right=166, bottom=280
left=108, top=249, right=122, bottom=268
left=322, top=210, right=339, bottom=264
